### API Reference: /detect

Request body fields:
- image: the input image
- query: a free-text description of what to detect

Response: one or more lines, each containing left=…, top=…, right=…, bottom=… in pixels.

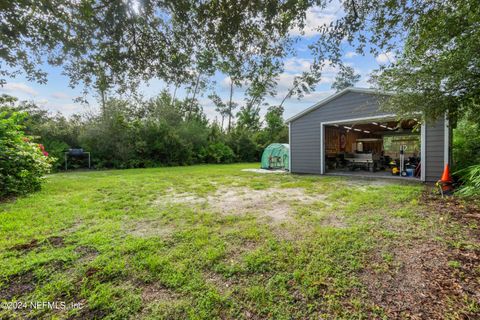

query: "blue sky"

left=0, top=2, right=395, bottom=122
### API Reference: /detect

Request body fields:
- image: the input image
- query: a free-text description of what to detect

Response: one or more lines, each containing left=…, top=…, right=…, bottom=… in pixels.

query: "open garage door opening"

left=323, top=118, right=422, bottom=180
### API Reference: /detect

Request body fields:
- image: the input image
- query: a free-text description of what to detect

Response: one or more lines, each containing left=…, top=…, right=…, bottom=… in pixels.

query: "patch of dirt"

left=140, top=282, right=181, bottom=303
left=361, top=241, right=480, bottom=318
left=10, top=236, right=65, bottom=253
left=422, top=192, right=480, bottom=222
left=10, top=239, right=39, bottom=252
left=155, top=189, right=205, bottom=206
left=359, top=194, right=480, bottom=319
left=155, top=187, right=330, bottom=223
left=203, top=271, right=235, bottom=295
left=74, top=245, right=99, bottom=262
left=0, top=271, right=36, bottom=300
left=241, top=168, right=288, bottom=174
left=46, top=236, right=65, bottom=247
left=68, top=305, right=106, bottom=320
left=125, top=220, right=175, bottom=238
left=85, top=267, right=99, bottom=278
left=320, top=214, right=347, bottom=228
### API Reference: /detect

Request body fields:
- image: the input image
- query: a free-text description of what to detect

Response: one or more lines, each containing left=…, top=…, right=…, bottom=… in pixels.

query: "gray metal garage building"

left=286, top=88, right=451, bottom=182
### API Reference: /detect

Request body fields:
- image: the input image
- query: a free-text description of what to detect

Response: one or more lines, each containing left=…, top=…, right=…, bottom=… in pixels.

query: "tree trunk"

left=189, top=73, right=201, bottom=119
left=100, top=88, right=106, bottom=118
left=228, top=80, right=234, bottom=132
left=279, top=88, right=294, bottom=109
left=172, top=83, right=178, bottom=107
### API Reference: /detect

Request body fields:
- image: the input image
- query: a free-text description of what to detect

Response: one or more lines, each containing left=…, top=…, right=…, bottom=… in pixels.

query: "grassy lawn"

left=1, top=163, right=479, bottom=319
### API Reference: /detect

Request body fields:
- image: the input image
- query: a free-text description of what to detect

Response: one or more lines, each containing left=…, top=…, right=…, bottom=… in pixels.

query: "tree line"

left=0, top=92, right=288, bottom=171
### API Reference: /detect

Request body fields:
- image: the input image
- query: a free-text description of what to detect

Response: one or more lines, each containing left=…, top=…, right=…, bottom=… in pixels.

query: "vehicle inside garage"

left=324, top=118, right=421, bottom=179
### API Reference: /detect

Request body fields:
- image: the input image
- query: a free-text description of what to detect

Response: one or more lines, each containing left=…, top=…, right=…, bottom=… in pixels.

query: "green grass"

left=0, top=163, right=477, bottom=319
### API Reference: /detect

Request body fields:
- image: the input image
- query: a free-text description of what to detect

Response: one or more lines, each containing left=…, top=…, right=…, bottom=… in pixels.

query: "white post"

left=421, top=123, right=426, bottom=181
left=288, top=122, right=291, bottom=172
left=320, top=123, right=324, bottom=174
left=444, top=113, right=450, bottom=167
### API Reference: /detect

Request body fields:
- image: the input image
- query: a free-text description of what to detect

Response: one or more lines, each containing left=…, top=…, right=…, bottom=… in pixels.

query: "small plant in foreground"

left=455, top=164, right=480, bottom=198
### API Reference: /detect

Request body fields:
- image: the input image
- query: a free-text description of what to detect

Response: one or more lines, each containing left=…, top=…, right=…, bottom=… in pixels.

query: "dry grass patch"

left=125, top=219, right=175, bottom=238
left=154, top=186, right=331, bottom=223
left=141, top=282, right=182, bottom=304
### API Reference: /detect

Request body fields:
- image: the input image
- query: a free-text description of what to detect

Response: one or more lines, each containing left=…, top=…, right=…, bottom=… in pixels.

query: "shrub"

left=201, top=142, right=235, bottom=164
left=0, top=112, right=53, bottom=198
left=41, top=139, right=69, bottom=170
left=455, top=164, right=480, bottom=198
left=453, top=117, right=480, bottom=170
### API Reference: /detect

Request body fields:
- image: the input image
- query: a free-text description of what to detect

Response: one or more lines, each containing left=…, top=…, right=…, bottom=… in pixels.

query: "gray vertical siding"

left=289, top=90, right=448, bottom=182
left=425, top=118, right=447, bottom=182
left=290, top=91, right=391, bottom=174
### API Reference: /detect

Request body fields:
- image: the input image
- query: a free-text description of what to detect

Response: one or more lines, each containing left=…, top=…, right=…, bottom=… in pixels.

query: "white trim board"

left=421, top=123, right=426, bottom=181
left=320, top=123, right=325, bottom=174
left=288, top=122, right=292, bottom=171
left=320, top=114, right=397, bottom=125
left=444, top=114, right=450, bottom=167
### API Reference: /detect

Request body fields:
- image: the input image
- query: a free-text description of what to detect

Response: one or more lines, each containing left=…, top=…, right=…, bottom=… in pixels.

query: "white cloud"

left=36, top=98, right=49, bottom=105
left=51, top=92, right=71, bottom=100
left=289, top=2, right=344, bottom=38
left=376, top=52, right=396, bottom=64
left=0, top=82, right=38, bottom=96
left=299, top=90, right=334, bottom=103
left=284, top=58, right=312, bottom=73
left=345, top=51, right=358, bottom=58
left=43, top=102, right=89, bottom=116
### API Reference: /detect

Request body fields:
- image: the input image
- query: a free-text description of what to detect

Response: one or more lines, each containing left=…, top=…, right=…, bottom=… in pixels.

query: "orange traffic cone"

left=440, top=164, right=453, bottom=183
left=438, top=164, right=453, bottom=193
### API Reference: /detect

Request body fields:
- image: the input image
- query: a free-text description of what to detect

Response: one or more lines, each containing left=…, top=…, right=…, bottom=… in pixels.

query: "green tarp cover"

left=260, top=143, right=289, bottom=170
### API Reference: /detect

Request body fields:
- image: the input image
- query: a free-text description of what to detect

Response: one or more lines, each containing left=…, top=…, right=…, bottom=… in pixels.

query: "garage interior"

left=324, top=118, right=421, bottom=179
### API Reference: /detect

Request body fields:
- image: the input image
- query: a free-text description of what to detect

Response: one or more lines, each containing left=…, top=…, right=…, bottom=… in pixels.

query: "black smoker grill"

left=64, top=149, right=91, bottom=170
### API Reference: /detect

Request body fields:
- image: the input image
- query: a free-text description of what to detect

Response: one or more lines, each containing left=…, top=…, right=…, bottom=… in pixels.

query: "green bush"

left=456, top=164, right=480, bottom=197
left=41, top=139, right=69, bottom=170
left=0, top=112, right=53, bottom=198
left=1, top=92, right=291, bottom=170
left=453, top=117, right=480, bottom=170
left=201, top=142, right=235, bottom=164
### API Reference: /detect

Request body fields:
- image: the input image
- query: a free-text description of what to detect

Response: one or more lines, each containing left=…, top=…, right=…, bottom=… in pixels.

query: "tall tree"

left=209, top=93, right=228, bottom=131
left=236, top=104, right=261, bottom=132
left=371, top=0, right=480, bottom=122
left=226, top=80, right=239, bottom=132
left=265, top=106, right=286, bottom=137
left=4, top=0, right=479, bottom=123
left=331, top=66, right=361, bottom=92
left=278, top=62, right=322, bottom=108
left=1, top=0, right=304, bottom=97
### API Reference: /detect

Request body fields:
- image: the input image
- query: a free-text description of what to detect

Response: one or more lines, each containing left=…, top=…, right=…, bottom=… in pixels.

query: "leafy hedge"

left=456, top=164, right=480, bottom=197
left=0, top=112, right=53, bottom=198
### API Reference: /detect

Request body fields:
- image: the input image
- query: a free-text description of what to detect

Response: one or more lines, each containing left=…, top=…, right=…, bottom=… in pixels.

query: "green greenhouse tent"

left=260, top=143, right=290, bottom=170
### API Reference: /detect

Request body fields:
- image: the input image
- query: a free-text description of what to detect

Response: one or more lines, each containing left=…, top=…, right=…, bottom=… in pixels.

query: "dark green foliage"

left=200, top=143, right=235, bottom=164
left=456, top=165, right=480, bottom=197
left=372, top=0, right=480, bottom=122
left=4, top=92, right=290, bottom=170
left=0, top=112, right=52, bottom=198
left=331, top=66, right=360, bottom=92
left=453, top=117, right=480, bottom=171
left=227, top=129, right=261, bottom=162
left=1, top=0, right=304, bottom=99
